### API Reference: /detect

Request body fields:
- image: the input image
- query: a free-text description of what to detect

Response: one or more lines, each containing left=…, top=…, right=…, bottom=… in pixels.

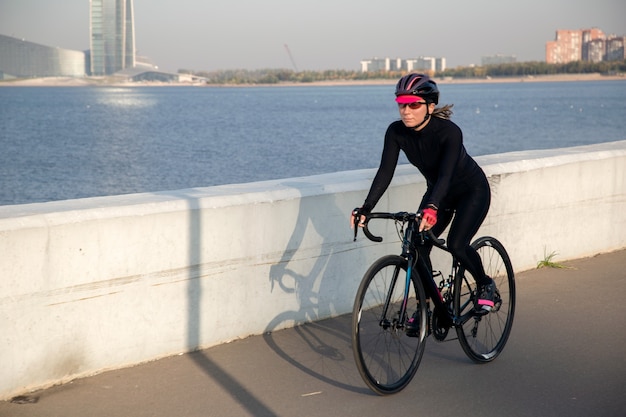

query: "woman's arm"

left=362, top=127, right=401, bottom=212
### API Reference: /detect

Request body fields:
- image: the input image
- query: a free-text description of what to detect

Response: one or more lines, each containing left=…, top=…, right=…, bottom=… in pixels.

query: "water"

left=1, top=80, right=625, bottom=206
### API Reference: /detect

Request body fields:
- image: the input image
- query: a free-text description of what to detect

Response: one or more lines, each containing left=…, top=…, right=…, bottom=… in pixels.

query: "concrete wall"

left=1, top=141, right=625, bottom=399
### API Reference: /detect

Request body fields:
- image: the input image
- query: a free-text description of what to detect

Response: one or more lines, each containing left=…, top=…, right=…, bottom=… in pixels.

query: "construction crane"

left=284, top=44, right=299, bottom=72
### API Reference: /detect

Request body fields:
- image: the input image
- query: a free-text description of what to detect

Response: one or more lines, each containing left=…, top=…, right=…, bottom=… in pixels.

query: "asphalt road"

left=2, top=249, right=625, bottom=417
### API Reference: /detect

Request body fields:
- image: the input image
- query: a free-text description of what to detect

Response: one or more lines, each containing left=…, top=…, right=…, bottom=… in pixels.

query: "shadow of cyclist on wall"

left=264, top=180, right=370, bottom=394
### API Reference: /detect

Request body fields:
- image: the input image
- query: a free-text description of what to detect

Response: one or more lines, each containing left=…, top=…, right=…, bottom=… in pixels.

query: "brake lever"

left=415, top=211, right=445, bottom=246
left=352, top=209, right=360, bottom=242
left=425, top=229, right=446, bottom=245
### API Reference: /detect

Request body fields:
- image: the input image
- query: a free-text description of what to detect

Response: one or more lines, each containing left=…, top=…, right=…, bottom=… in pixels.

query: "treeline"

left=179, top=60, right=626, bottom=85
left=177, top=68, right=402, bottom=84
left=439, top=60, right=626, bottom=78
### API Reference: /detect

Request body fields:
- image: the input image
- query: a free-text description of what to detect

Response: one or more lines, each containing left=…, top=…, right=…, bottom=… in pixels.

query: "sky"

left=1, top=0, right=625, bottom=73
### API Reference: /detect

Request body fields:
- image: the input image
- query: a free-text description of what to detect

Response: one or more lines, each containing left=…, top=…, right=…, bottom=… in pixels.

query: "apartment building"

left=546, top=28, right=625, bottom=63
left=360, top=56, right=446, bottom=73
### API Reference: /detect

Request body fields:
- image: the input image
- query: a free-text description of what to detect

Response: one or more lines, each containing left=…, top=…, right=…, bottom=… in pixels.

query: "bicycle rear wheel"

left=454, top=236, right=515, bottom=363
left=352, top=255, right=428, bottom=395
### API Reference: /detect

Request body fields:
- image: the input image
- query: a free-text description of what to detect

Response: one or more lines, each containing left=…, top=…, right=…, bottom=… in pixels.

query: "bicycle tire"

left=454, top=236, right=515, bottom=363
left=352, top=255, right=428, bottom=395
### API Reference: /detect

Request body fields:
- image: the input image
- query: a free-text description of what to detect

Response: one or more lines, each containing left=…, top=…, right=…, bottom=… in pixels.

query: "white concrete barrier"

left=1, top=141, right=625, bottom=399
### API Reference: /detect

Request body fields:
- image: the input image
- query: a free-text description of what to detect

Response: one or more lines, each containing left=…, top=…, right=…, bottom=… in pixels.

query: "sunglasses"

left=398, top=101, right=428, bottom=109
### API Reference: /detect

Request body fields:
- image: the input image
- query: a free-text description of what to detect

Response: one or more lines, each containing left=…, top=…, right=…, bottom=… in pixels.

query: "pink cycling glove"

left=422, top=208, right=438, bottom=227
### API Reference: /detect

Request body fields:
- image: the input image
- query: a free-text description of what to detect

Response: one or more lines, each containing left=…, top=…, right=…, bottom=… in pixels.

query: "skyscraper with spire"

left=89, top=0, right=136, bottom=75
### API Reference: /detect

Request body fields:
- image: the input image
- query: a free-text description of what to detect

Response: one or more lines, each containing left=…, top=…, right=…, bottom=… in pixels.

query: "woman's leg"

left=446, top=185, right=491, bottom=286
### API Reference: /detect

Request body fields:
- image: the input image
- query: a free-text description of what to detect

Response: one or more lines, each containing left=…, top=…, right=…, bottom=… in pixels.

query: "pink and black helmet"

left=395, top=73, right=439, bottom=104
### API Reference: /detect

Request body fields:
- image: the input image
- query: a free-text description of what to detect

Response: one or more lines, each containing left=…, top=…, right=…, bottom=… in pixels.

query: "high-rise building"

left=581, top=28, right=606, bottom=61
left=89, top=0, right=136, bottom=75
left=546, top=27, right=626, bottom=63
left=606, top=36, right=626, bottom=61
left=546, top=30, right=583, bottom=64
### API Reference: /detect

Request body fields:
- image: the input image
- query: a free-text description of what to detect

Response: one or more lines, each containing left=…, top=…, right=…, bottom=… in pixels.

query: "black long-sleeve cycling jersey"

left=362, top=116, right=485, bottom=212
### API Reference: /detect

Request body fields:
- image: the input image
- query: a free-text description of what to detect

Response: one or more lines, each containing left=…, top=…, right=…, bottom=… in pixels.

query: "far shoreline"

left=1, top=72, right=624, bottom=88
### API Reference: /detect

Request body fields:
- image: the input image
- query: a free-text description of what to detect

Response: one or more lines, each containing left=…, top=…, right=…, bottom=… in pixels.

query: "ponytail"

left=432, top=104, right=454, bottom=120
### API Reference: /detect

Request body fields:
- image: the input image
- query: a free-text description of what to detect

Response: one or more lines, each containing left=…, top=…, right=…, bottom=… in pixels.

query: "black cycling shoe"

left=406, top=307, right=431, bottom=337
left=476, top=277, right=496, bottom=312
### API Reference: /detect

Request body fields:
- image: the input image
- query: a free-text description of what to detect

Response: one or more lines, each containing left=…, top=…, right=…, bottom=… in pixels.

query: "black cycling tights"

left=416, top=187, right=491, bottom=290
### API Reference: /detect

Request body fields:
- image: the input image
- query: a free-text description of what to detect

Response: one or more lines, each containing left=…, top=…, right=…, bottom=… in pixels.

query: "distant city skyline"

left=1, top=0, right=624, bottom=73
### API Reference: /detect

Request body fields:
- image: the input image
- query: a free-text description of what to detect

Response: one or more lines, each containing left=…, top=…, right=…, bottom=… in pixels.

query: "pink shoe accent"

left=478, top=299, right=494, bottom=307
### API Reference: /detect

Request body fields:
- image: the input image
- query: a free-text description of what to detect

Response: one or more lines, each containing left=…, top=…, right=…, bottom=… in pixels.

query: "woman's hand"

left=350, top=208, right=367, bottom=229
left=419, top=207, right=438, bottom=232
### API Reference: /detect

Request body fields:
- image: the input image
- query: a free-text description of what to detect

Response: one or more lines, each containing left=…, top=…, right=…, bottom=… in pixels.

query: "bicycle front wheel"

left=352, top=255, right=428, bottom=395
left=454, top=236, right=515, bottom=363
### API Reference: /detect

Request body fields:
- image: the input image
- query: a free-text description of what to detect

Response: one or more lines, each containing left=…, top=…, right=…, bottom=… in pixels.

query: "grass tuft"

left=536, top=249, right=573, bottom=269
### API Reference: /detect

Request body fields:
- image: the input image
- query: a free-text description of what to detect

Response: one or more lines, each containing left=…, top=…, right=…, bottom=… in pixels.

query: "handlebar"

left=353, top=211, right=445, bottom=246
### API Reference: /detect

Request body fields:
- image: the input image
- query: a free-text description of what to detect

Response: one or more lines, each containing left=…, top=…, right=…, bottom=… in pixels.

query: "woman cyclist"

left=351, top=73, right=496, bottom=318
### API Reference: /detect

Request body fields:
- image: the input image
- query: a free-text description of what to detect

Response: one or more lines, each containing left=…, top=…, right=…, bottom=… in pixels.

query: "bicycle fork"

left=379, top=226, right=418, bottom=332
left=378, top=261, right=409, bottom=331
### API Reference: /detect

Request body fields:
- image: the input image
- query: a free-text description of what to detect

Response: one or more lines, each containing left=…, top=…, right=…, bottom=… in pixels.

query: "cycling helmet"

left=395, top=73, right=439, bottom=104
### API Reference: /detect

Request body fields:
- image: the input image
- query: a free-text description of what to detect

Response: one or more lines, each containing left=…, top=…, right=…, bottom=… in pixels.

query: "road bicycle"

left=351, top=211, right=515, bottom=395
